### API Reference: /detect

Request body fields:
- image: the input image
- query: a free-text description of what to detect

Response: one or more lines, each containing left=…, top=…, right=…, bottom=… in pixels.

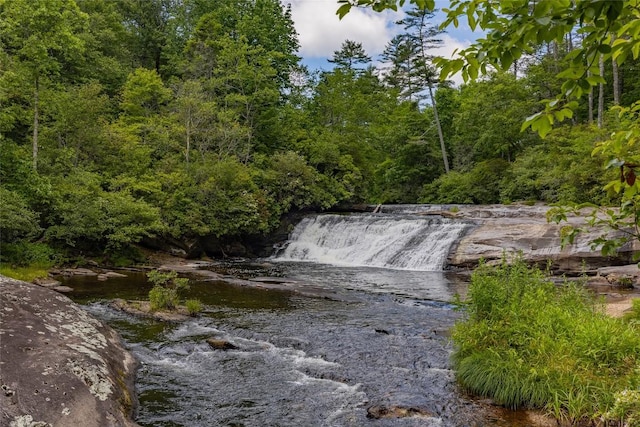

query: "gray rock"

left=32, top=278, right=62, bottom=288
left=104, top=271, right=128, bottom=278
left=0, top=275, right=139, bottom=427
left=446, top=205, right=638, bottom=274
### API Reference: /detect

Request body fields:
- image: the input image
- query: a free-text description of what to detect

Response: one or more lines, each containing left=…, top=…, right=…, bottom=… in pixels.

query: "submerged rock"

left=366, top=405, right=433, bottom=419
left=206, top=338, right=239, bottom=351
left=0, top=275, right=139, bottom=427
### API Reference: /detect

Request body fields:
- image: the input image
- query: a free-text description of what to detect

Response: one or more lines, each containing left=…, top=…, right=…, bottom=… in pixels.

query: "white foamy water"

left=273, top=214, right=471, bottom=271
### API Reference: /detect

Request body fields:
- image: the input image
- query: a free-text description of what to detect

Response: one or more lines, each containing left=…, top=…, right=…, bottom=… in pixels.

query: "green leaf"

left=336, top=3, right=351, bottom=19
left=586, top=75, right=606, bottom=86
left=535, top=16, right=552, bottom=26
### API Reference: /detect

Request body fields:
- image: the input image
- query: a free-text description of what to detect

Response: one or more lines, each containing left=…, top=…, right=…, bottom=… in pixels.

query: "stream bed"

left=63, top=262, right=530, bottom=427
left=62, top=210, right=547, bottom=426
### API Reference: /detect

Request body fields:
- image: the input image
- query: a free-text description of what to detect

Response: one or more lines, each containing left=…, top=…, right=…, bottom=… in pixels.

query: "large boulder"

left=0, top=275, right=139, bottom=427
left=444, top=204, right=638, bottom=273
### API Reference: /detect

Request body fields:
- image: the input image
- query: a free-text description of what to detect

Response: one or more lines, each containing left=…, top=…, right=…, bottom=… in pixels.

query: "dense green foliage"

left=339, top=0, right=640, bottom=257
left=453, top=259, right=640, bottom=424
left=2, top=0, right=640, bottom=265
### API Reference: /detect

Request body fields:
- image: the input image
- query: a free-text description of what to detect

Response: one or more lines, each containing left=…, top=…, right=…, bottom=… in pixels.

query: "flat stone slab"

left=446, top=205, right=639, bottom=273
left=0, top=275, right=139, bottom=427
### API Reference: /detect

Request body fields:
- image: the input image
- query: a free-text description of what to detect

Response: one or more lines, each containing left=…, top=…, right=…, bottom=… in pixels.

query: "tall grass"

left=452, top=258, right=640, bottom=425
left=0, top=264, right=50, bottom=282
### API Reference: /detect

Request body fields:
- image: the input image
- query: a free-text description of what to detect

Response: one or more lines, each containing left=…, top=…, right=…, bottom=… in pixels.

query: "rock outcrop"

left=0, top=275, right=139, bottom=427
left=443, top=204, right=638, bottom=273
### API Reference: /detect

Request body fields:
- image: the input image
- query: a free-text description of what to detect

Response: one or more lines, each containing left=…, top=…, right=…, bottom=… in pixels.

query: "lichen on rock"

left=0, top=275, right=139, bottom=426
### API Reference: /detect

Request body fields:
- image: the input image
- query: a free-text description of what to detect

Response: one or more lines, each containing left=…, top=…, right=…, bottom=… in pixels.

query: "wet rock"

left=51, top=268, right=98, bottom=277
left=51, top=285, right=74, bottom=293
left=0, top=275, right=139, bottom=427
left=109, top=299, right=191, bottom=322
left=104, top=271, right=128, bottom=278
left=206, top=338, right=239, bottom=351
left=97, top=274, right=109, bottom=281
left=366, top=405, right=433, bottom=419
left=32, top=277, right=61, bottom=288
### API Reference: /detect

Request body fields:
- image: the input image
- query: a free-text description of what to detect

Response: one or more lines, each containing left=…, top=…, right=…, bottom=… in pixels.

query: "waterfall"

left=273, top=213, right=471, bottom=271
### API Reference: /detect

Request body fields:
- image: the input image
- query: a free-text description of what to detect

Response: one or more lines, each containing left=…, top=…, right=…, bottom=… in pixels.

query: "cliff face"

left=0, top=276, right=139, bottom=427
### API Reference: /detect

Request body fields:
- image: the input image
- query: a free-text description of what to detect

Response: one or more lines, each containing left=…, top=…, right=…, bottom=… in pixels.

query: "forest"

left=1, top=0, right=640, bottom=268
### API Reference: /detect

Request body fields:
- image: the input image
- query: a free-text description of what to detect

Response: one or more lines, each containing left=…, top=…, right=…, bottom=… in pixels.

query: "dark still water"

left=63, top=263, right=523, bottom=427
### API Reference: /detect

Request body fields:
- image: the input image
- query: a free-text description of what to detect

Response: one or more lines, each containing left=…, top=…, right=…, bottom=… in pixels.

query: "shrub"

left=606, top=390, right=640, bottom=427
left=148, top=285, right=179, bottom=311
left=0, top=188, right=42, bottom=242
left=420, top=159, right=509, bottom=204
left=499, top=126, right=612, bottom=204
left=452, top=258, right=640, bottom=424
left=146, top=270, right=193, bottom=311
left=0, top=241, right=56, bottom=267
left=184, top=299, right=203, bottom=316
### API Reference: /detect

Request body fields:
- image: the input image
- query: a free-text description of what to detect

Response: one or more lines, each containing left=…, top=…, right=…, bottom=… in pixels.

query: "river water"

left=64, top=211, right=533, bottom=426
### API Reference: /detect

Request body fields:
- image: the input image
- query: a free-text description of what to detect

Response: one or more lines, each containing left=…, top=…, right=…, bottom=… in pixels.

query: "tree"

left=381, top=35, right=420, bottom=101
left=0, top=0, right=88, bottom=170
left=451, top=73, right=538, bottom=167
left=170, top=80, right=214, bottom=166
left=329, top=40, right=372, bottom=72
left=182, top=0, right=299, bottom=91
left=338, top=1, right=639, bottom=132
left=339, top=0, right=640, bottom=256
left=393, top=7, right=450, bottom=173
left=117, top=0, right=175, bottom=74
left=121, top=68, right=172, bottom=119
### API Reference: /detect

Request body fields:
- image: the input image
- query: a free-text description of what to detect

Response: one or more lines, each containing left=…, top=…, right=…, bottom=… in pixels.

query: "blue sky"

left=287, top=0, right=482, bottom=83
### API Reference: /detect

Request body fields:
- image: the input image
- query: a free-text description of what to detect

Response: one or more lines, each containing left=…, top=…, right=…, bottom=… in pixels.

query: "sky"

left=287, top=0, right=482, bottom=84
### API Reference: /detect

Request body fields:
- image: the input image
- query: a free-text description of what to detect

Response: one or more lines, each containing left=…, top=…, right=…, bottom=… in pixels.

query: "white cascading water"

left=273, top=213, right=471, bottom=271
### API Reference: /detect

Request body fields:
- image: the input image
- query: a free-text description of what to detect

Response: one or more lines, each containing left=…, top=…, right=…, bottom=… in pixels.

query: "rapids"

left=64, top=210, right=536, bottom=426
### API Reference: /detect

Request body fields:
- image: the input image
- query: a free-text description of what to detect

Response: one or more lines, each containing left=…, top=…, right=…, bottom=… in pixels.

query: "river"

left=63, top=210, right=535, bottom=426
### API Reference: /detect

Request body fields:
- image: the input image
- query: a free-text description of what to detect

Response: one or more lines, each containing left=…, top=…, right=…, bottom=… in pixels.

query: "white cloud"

left=288, top=0, right=403, bottom=59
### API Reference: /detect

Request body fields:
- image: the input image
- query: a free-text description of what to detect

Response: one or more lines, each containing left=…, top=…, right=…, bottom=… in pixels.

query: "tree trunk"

left=428, top=83, right=449, bottom=173
left=551, top=41, right=559, bottom=73
left=32, top=76, right=39, bottom=171
left=597, top=54, right=604, bottom=128
left=612, top=34, right=620, bottom=105
left=185, top=119, right=191, bottom=167
left=588, top=70, right=594, bottom=125
left=415, top=10, right=449, bottom=173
